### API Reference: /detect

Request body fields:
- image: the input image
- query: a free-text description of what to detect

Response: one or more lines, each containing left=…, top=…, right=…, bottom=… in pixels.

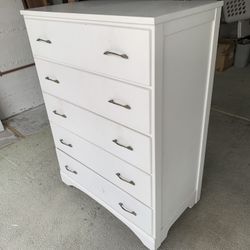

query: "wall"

left=0, top=0, right=43, bottom=119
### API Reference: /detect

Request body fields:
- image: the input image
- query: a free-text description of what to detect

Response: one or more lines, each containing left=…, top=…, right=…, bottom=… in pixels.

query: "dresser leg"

left=132, top=231, right=160, bottom=250
left=60, top=172, right=74, bottom=186
left=188, top=191, right=197, bottom=208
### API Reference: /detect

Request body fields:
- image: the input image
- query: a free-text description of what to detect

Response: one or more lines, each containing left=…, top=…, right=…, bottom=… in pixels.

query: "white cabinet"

left=21, top=1, right=223, bottom=249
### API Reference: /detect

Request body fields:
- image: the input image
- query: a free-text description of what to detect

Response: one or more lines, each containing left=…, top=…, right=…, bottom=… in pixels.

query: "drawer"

left=44, top=94, right=151, bottom=173
left=57, top=149, right=152, bottom=235
left=36, top=59, right=150, bottom=134
left=25, top=19, right=151, bottom=85
left=51, top=123, right=151, bottom=206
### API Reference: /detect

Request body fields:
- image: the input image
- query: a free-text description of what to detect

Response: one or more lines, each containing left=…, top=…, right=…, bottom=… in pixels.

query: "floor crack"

left=211, top=107, right=250, bottom=123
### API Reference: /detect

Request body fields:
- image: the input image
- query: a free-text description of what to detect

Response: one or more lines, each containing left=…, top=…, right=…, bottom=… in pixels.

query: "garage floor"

left=0, top=66, right=250, bottom=250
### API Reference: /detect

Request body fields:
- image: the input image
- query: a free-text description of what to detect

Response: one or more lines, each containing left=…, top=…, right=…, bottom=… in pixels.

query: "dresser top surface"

left=21, top=0, right=223, bottom=25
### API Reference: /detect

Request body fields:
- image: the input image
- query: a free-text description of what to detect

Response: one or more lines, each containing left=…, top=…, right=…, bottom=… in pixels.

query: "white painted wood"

left=44, top=93, right=151, bottom=173
left=163, top=21, right=214, bottom=226
left=57, top=149, right=153, bottom=235
left=163, top=9, right=215, bottom=36
left=151, top=23, right=164, bottom=248
left=35, top=59, right=151, bottom=134
left=195, top=8, right=222, bottom=202
left=22, top=1, right=223, bottom=249
left=160, top=9, right=220, bottom=239
left=61, top=172, right=157, bottom=250
left=20, top=1, right=222, bottom=25
left=25, top=19, right=151, bottom=85
left=51, top=123, right=152, bottom=206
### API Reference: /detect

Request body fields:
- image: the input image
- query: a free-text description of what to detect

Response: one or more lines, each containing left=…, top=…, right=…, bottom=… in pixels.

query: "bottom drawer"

left=56, top=149, right=152, bottom=235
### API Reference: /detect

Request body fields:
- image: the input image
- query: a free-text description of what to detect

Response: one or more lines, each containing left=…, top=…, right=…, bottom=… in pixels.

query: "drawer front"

left=25, top=19, right=151, bottom=85
left=44, top=94, right=151, bottom=173
left=51, top=123, right=151, bottom=206
left=36, top=59, right=150, bottom=134
left=57, top=149, right=152, bottom=235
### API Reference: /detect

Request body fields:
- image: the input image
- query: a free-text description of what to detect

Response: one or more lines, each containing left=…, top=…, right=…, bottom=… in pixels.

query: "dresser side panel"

left=161, top=8, right=220, bottom=235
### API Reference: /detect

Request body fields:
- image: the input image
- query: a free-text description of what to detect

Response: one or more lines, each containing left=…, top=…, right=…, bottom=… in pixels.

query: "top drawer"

left=25, top=19, right=151, bottom=85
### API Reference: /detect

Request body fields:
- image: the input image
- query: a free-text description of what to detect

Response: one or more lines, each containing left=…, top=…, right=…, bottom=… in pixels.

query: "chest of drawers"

left=21, top=1, right=223, bottom=249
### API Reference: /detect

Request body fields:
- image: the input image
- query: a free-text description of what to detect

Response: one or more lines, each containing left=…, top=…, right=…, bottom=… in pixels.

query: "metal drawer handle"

left=36, top=38, right=52, bottom=44
left=112, top=139, right=133, bottom=151
left=103, top=51, right=128, bottom=59
left=108, top=99, right=131, bottom=110
left=116, top=173, right=135, bottom=186
left=65, top=165, right=77, bottom=175
left=53, top=110, right=67, bottom=118
left=60, top=139, right=72, bottom=148
left=45, top=76, right=59, bottom=84
left=119, top=203, right=136, bottom=216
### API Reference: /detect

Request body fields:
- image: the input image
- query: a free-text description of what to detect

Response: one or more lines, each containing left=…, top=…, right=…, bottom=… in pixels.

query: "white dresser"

left=21, top=1, right=223, bottom=249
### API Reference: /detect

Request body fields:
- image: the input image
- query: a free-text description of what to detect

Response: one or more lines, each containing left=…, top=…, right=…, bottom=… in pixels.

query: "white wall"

left=0, top=0, right=43, bottom=119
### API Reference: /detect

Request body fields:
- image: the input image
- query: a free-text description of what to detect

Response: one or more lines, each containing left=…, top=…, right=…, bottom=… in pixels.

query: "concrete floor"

left=0, top=67, right=250, bottom=250
left=212, top=65, right=250, bottom=120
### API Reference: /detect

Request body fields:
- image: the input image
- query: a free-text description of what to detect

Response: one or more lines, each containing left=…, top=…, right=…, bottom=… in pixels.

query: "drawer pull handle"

left=119, top=203, right=136, bottom=216
left=65, top=165, right=77, bottom=175
left=103, top=51, right=128, bottom=59
left=45, top=76, right=59, bottom=84
left=116, top=173, right=135, bottom=186
left=36, top=38, right=52, bottom=44
left=108, top=99, right=131, bottom=110
left=60, top=139, right=72, bottom=148
left=53, top=110, right=67, bottom=118
left=112, top=139, right=133, bottom=151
